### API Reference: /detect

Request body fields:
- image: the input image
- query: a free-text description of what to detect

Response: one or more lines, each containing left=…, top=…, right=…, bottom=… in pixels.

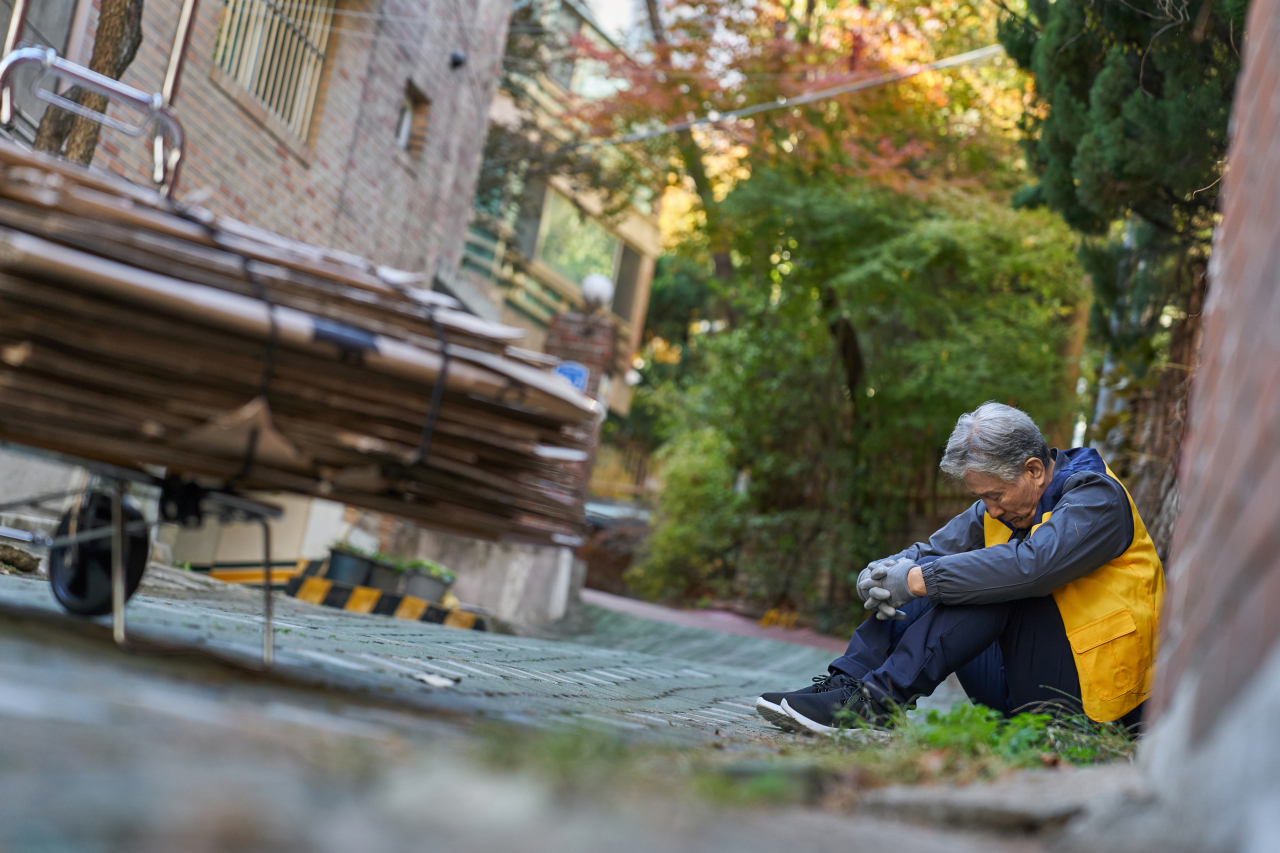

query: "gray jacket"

left=890, top=448, right=1136, bottom=605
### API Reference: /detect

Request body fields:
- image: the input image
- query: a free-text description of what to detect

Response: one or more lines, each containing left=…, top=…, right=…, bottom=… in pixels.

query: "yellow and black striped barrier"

left=283, top=561, right=487, bottom=631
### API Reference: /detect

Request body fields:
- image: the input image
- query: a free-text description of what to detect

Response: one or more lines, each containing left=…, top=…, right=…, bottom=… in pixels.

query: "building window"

left=1, top=0, right=77, bottom=141
left=213, top=0, right=336, bottom=140
left=536, top=190, right=620, bottom=291
left=394, top=83, right=430, bottom=157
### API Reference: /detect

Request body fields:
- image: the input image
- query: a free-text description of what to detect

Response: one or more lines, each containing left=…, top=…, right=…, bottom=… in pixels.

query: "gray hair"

left=939, top=402, right=1050, bottom=483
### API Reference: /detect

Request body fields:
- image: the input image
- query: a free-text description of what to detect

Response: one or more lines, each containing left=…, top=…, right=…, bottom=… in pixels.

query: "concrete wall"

left=169, top=493, right=347, bottom=568
left=0, top=451, right=82, bottom=541
left=399, top=529, right=579, bottom=624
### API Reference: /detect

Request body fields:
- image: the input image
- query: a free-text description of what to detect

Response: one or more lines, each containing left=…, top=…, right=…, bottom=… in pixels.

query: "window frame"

left=394, top=82, right=430, bottom=157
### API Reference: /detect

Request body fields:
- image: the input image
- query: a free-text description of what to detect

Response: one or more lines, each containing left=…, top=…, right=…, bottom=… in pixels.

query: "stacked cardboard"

left=0, top=142, right=599, bottom=545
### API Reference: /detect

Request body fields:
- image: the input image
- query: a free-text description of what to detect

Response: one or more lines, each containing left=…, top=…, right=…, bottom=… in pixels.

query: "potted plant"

left=401, top=558, right=456, bottom=603
left=365, top=552, right=403, bottom=593
left=326, top=543, right=375, bottom=586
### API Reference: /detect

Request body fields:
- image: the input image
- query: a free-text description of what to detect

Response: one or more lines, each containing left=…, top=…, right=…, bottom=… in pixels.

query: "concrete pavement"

left=0, top=569, right=833, bottom=746
left=0, top=568, right=1044, bottom=853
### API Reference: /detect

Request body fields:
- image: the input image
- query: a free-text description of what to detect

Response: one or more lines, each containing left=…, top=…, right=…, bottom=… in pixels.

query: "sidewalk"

left=0, top=569, right=1066, bottom=853
left=581, top=588, right=849, bottom=653
left=0, top=571, right=808, bottom=745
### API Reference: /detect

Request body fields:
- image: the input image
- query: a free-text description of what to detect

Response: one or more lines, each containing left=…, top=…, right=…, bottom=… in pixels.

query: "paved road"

left=0, top=569, right=998, bottom=852
left=580, top=588, right=850, bottom=654
left=0, top=570, right=836, bottom=745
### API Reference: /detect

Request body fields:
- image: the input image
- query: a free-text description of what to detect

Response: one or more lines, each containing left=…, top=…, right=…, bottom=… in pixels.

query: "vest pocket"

left=1066, top=608, right=1144, bottom=701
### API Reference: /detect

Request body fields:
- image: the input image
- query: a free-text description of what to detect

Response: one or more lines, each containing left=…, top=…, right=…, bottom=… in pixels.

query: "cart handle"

left=0, top=48, right=185, bottom=196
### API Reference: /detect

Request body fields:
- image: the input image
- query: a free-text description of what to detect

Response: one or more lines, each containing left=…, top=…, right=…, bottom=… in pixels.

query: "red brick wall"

left=76, top=0, right=510, bottom=276
left=543, top=312, right=618, bottom=400
left=544, top=311, right=616, bottom=504
left=1152, top=0, right=1280, bottom=742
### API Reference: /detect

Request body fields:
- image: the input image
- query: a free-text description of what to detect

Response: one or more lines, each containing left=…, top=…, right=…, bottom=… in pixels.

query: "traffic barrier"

left=284, top=560, right=486, bottom=631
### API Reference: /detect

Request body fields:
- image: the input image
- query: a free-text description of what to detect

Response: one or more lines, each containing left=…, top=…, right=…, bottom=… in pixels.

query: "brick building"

left=5, top=0, right=512, bottom=278
left=1, top=0, right=646, bottom=624
left=458, top=0, right=661, bottom=417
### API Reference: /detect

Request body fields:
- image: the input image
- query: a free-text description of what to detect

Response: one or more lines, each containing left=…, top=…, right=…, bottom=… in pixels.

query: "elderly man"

left=756, top=402, right=1164, bottom=734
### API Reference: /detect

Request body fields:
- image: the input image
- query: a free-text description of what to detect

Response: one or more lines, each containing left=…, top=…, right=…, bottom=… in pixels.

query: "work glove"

left=860, top=558, right=911, bottom=617
left=856, top=557, right=898, bottom=605
left=865, top=557, right=919, bottom=618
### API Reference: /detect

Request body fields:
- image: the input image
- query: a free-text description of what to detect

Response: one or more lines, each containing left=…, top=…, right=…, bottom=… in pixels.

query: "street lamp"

left=581, top=273, right=614, bottom=314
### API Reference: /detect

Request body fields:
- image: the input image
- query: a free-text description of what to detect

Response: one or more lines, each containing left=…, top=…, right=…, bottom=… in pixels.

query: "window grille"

left=213, top=0, right=336, bottom=141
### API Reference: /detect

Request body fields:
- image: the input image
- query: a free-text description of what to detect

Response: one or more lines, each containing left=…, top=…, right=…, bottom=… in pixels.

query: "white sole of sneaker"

left=780, top=698, right=840, bottom=734
left=755, top=697, right=799, bottom=732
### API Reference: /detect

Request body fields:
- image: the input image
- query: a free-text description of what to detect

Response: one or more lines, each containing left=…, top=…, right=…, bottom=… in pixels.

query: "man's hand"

left=856, top=557, right=897, bottom=605
left=859, top=558, right=908, bottom=620
left=865, top=557, right=921, bottom=617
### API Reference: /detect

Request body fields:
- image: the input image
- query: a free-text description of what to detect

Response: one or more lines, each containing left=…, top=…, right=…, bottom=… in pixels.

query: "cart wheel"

left=49, top=492, right=149, bottom=616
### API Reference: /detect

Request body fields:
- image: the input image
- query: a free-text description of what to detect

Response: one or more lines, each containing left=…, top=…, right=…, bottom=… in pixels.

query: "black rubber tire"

left=48, top=492, right=149, bottom=616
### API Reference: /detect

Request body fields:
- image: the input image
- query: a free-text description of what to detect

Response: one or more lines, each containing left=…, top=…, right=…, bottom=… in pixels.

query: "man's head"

left=940, top=402, right=1052, bottom=529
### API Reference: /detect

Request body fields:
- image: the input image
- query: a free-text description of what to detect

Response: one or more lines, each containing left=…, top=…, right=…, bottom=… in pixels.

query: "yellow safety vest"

left=982, top=464, right=1164, bottom=722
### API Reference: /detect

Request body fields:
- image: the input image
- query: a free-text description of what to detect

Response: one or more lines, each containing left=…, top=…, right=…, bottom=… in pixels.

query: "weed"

left=466, top=703, right=1139, bottom=815
left=812, top=701, right=1137, bottom=785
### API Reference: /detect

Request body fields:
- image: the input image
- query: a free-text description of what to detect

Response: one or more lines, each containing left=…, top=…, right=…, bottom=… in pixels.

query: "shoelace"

left=813, top=672, right=863, bottom=697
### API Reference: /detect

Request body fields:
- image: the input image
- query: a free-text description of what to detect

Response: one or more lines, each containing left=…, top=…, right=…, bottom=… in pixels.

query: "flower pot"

left=326, top=549, right=373, bottom=586
left=366, top=561, right=402, bottom=594
left=402, top=570, right=450, bottom=604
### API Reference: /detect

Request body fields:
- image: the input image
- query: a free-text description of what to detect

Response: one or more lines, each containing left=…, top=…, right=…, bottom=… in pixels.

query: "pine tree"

left=998, top=0, right=1247, bottom=553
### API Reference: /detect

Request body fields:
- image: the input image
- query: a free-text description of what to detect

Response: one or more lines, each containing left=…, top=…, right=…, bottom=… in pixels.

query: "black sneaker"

left=781, top=677, right=892, bottom=734
left=755, top=673, right=846, bottom=732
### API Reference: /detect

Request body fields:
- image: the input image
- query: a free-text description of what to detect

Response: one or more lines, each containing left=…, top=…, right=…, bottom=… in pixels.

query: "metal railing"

left=213, top=0, right=334, bottom=141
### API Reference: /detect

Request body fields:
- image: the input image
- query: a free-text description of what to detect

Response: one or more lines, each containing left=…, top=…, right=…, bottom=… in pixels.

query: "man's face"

left=964, top=458, right=1051, bottom=529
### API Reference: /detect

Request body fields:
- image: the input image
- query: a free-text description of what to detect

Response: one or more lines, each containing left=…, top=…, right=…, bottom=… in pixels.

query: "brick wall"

left=1151, top=0, right=1280, bottom=742
left=544, top=311, right=615, bottom=505
left=74, top=0, right=511, bottom=276
left=543, top=312, right=617, bottom=400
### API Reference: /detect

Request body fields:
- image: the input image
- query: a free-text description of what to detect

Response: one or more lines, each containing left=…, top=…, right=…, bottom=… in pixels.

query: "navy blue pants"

left=829, top=594, right=1088, bottom=718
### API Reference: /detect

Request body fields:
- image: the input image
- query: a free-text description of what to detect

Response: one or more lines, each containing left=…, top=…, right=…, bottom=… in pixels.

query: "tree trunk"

left=646, top=1, right=735, bottom=283
left=1126, top=261, right=1208, bottom=561
left=32, top=0, right=145, bottom=164
left=643, top=0, right=665, bottom=43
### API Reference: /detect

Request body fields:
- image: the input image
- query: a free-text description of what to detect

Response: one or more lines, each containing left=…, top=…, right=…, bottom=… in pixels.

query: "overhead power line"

left=582, top=43, right=1008, bottom=150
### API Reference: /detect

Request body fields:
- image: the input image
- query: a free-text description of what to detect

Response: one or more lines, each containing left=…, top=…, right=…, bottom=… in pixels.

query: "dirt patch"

left=0, top=543, right=39, bottom=573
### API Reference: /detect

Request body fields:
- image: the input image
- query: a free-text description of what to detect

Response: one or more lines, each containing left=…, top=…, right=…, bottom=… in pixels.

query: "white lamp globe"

left=581, top=273, right=615, bottom=312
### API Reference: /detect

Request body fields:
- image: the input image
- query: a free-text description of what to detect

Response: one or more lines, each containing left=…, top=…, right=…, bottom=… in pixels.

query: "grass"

left=471, top=701, right=1139, bottom=812
left=809, top=701, right=1139, bottom=786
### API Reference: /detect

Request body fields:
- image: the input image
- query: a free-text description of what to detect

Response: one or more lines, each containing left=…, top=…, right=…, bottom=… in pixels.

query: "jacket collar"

left=992, top=447, right=1108, bottom=531
left=1034, top=447, right=1108, bottom=521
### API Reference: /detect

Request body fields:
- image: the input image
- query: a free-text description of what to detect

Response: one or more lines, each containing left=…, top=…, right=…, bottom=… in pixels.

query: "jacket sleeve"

left=890, top=501, right=987, bottom=564
left=918, top=472, right=1135, bottom=605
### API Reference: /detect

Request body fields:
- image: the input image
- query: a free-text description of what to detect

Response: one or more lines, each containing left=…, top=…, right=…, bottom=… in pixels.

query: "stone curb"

left=858, top=765, right=1143, bottom=834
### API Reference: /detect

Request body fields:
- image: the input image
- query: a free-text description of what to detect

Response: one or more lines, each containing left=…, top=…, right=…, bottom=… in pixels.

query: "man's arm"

left=889, top=501, right=987, bottom=564
left=918, top=472, right=1135, bottom=605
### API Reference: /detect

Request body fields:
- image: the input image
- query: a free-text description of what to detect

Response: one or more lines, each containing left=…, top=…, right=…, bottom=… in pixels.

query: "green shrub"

left=626, top=427, right=744, bottom=601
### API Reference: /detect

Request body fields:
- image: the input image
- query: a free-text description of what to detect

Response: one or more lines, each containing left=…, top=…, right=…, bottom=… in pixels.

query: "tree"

left=580, top=0, right=1031, bottom=406
left=33, top=0, right=145, bottom=164
left=997, top=0, right=1246, bottom=552
left=628, top=176, right=1087, bottom=627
